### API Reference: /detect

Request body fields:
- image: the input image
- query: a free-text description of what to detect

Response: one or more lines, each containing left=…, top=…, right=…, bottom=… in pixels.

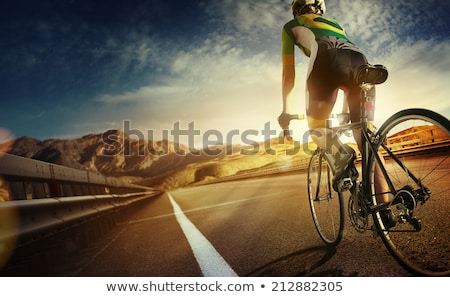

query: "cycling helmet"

left=291, top=0, right=326, bottom=16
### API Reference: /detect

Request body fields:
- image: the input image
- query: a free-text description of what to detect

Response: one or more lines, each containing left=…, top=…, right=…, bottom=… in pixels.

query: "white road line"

left=121, top=194, right=275, bottom=226
left=168, top=193, right=238, bottom=277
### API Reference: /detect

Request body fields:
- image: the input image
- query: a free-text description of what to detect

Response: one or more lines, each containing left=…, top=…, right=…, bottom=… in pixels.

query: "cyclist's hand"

left=278, top=113, right=291, bottom=129
left=278, top=113, right=293, bottom=140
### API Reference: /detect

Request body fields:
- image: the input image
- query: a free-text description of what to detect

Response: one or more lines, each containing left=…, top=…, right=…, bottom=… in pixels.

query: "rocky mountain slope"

left=0, top=129, right=310, bottom=189
left=1, top=130, right=195, bottom=178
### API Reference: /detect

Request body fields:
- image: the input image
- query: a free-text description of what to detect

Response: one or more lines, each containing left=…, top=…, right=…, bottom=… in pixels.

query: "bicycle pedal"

left=315, top=193, right=331, bottom=202
left=348, top=167, right=359, bottom=180
left=338, top=177, right=353, bottom=192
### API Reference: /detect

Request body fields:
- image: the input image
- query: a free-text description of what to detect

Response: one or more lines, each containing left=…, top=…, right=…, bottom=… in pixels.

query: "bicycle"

left=284, top=64, right=450, bottom=276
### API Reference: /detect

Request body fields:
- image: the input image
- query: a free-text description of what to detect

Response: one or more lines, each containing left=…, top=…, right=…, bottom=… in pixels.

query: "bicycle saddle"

left=354, top=64, right=388, bottom=85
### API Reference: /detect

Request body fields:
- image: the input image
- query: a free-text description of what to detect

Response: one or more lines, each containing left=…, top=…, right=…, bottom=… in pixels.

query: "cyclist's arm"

left=281, top=26, right=295, bottom=115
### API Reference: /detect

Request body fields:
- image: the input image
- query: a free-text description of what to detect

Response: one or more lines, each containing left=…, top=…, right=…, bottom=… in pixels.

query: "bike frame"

left=334, top=85, right=428, bottom=220
left=359, top=119, right=393, bottom=212
left=333, top=84, right=404, bottom=214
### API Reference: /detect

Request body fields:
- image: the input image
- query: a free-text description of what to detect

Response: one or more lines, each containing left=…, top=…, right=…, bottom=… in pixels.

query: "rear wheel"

left=370, top=108, right=450, bottom=276
left=308, top=149, right=345, bottom=246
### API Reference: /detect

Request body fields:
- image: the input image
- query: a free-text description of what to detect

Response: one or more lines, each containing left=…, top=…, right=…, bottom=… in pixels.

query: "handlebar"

left=278, top=113, right=305, bottom=140
left=279, top=112, right=355, bottom=140
left=289, top=114, right=305, bottom=120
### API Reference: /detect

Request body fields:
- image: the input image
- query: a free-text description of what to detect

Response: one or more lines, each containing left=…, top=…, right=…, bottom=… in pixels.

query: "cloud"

left=95, top=85, right=188, bottom=104
left=375, top=38, right=450, bottom=123
left=85, top=0, right=450, bottom=148
left=203, top=0, right=285, bottom=33
left=328, top=0, right=449, bottom=58
left=92, top=31, right=283, bottom=138
left=21, top=0, right=448, bottom=145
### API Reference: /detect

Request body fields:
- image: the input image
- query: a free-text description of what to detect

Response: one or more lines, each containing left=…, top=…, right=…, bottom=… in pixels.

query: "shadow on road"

left=245, top=245, right=356, bottom=277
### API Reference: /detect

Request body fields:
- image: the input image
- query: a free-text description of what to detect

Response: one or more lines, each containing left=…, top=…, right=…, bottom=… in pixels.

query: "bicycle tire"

left=369, top=108, right=450, bottom=276
left=307, top=149, right=345, bottom=246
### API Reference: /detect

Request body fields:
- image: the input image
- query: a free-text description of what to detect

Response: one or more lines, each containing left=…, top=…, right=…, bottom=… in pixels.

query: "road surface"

left=69, top=173, right=413, bottom=277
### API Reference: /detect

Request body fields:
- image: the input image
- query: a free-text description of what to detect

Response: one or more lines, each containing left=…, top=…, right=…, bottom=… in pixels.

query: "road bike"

left=285, top=64, right=450, bottom=276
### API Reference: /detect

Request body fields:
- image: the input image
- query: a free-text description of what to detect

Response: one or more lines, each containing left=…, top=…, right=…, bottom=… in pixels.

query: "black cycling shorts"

left=306, top=48, right=374, bottom=126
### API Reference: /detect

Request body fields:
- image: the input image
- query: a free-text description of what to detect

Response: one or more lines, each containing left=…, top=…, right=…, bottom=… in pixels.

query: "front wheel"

left=308, top=149, right=345, bottom=246
left=369, top=108, right=450, bottom=276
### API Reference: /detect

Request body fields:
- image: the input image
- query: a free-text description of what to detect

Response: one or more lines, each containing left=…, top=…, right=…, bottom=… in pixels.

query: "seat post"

left=354, top=64, right=388, bottom=130
left=359, top=83, right=376, bottom=130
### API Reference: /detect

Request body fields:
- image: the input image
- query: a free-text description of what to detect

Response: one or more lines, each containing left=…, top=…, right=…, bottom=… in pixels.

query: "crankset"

left=348, top=184, right=369, bottom=233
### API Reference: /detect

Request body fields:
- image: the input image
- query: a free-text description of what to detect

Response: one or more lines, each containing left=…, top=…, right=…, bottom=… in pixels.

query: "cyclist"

left=278, top=0, right=395, bottom=227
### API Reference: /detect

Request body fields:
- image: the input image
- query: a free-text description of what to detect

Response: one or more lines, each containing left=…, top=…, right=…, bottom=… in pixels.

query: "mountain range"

left=0, top=129, right=307, bottom=189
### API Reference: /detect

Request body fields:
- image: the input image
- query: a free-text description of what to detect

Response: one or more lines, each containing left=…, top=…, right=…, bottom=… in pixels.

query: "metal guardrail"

left=0, top=152, right=150, bottom=200
left=0, top=191, right=161, bottom=250
left=0, top=152, right=163, bottom=253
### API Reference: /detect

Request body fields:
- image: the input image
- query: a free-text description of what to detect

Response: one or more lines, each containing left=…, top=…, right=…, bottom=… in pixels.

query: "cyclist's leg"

left=306, top=94, right=337, bottom=152
left=347, top=83, right=390, bottom=204
left=307, top=49, right=358, bottom=176
left=306, top=52, right=343, bottom=157
left=306, top=90, right=354, bottom=162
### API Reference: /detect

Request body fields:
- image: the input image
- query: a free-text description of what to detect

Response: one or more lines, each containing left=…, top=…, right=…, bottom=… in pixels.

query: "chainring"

left=348, top=192, right=369, bottom=233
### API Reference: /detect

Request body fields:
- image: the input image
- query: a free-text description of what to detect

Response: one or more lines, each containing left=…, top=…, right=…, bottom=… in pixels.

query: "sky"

left=1, top=0, right=449, bottom=149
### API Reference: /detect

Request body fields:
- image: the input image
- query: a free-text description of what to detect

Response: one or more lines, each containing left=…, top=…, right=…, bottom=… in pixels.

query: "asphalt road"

left=71, top=173, right=415, bottom=277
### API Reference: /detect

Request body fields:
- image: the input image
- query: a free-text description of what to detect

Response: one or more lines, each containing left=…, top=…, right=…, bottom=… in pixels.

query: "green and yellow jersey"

left=282, top=14, right=359, bottom=62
